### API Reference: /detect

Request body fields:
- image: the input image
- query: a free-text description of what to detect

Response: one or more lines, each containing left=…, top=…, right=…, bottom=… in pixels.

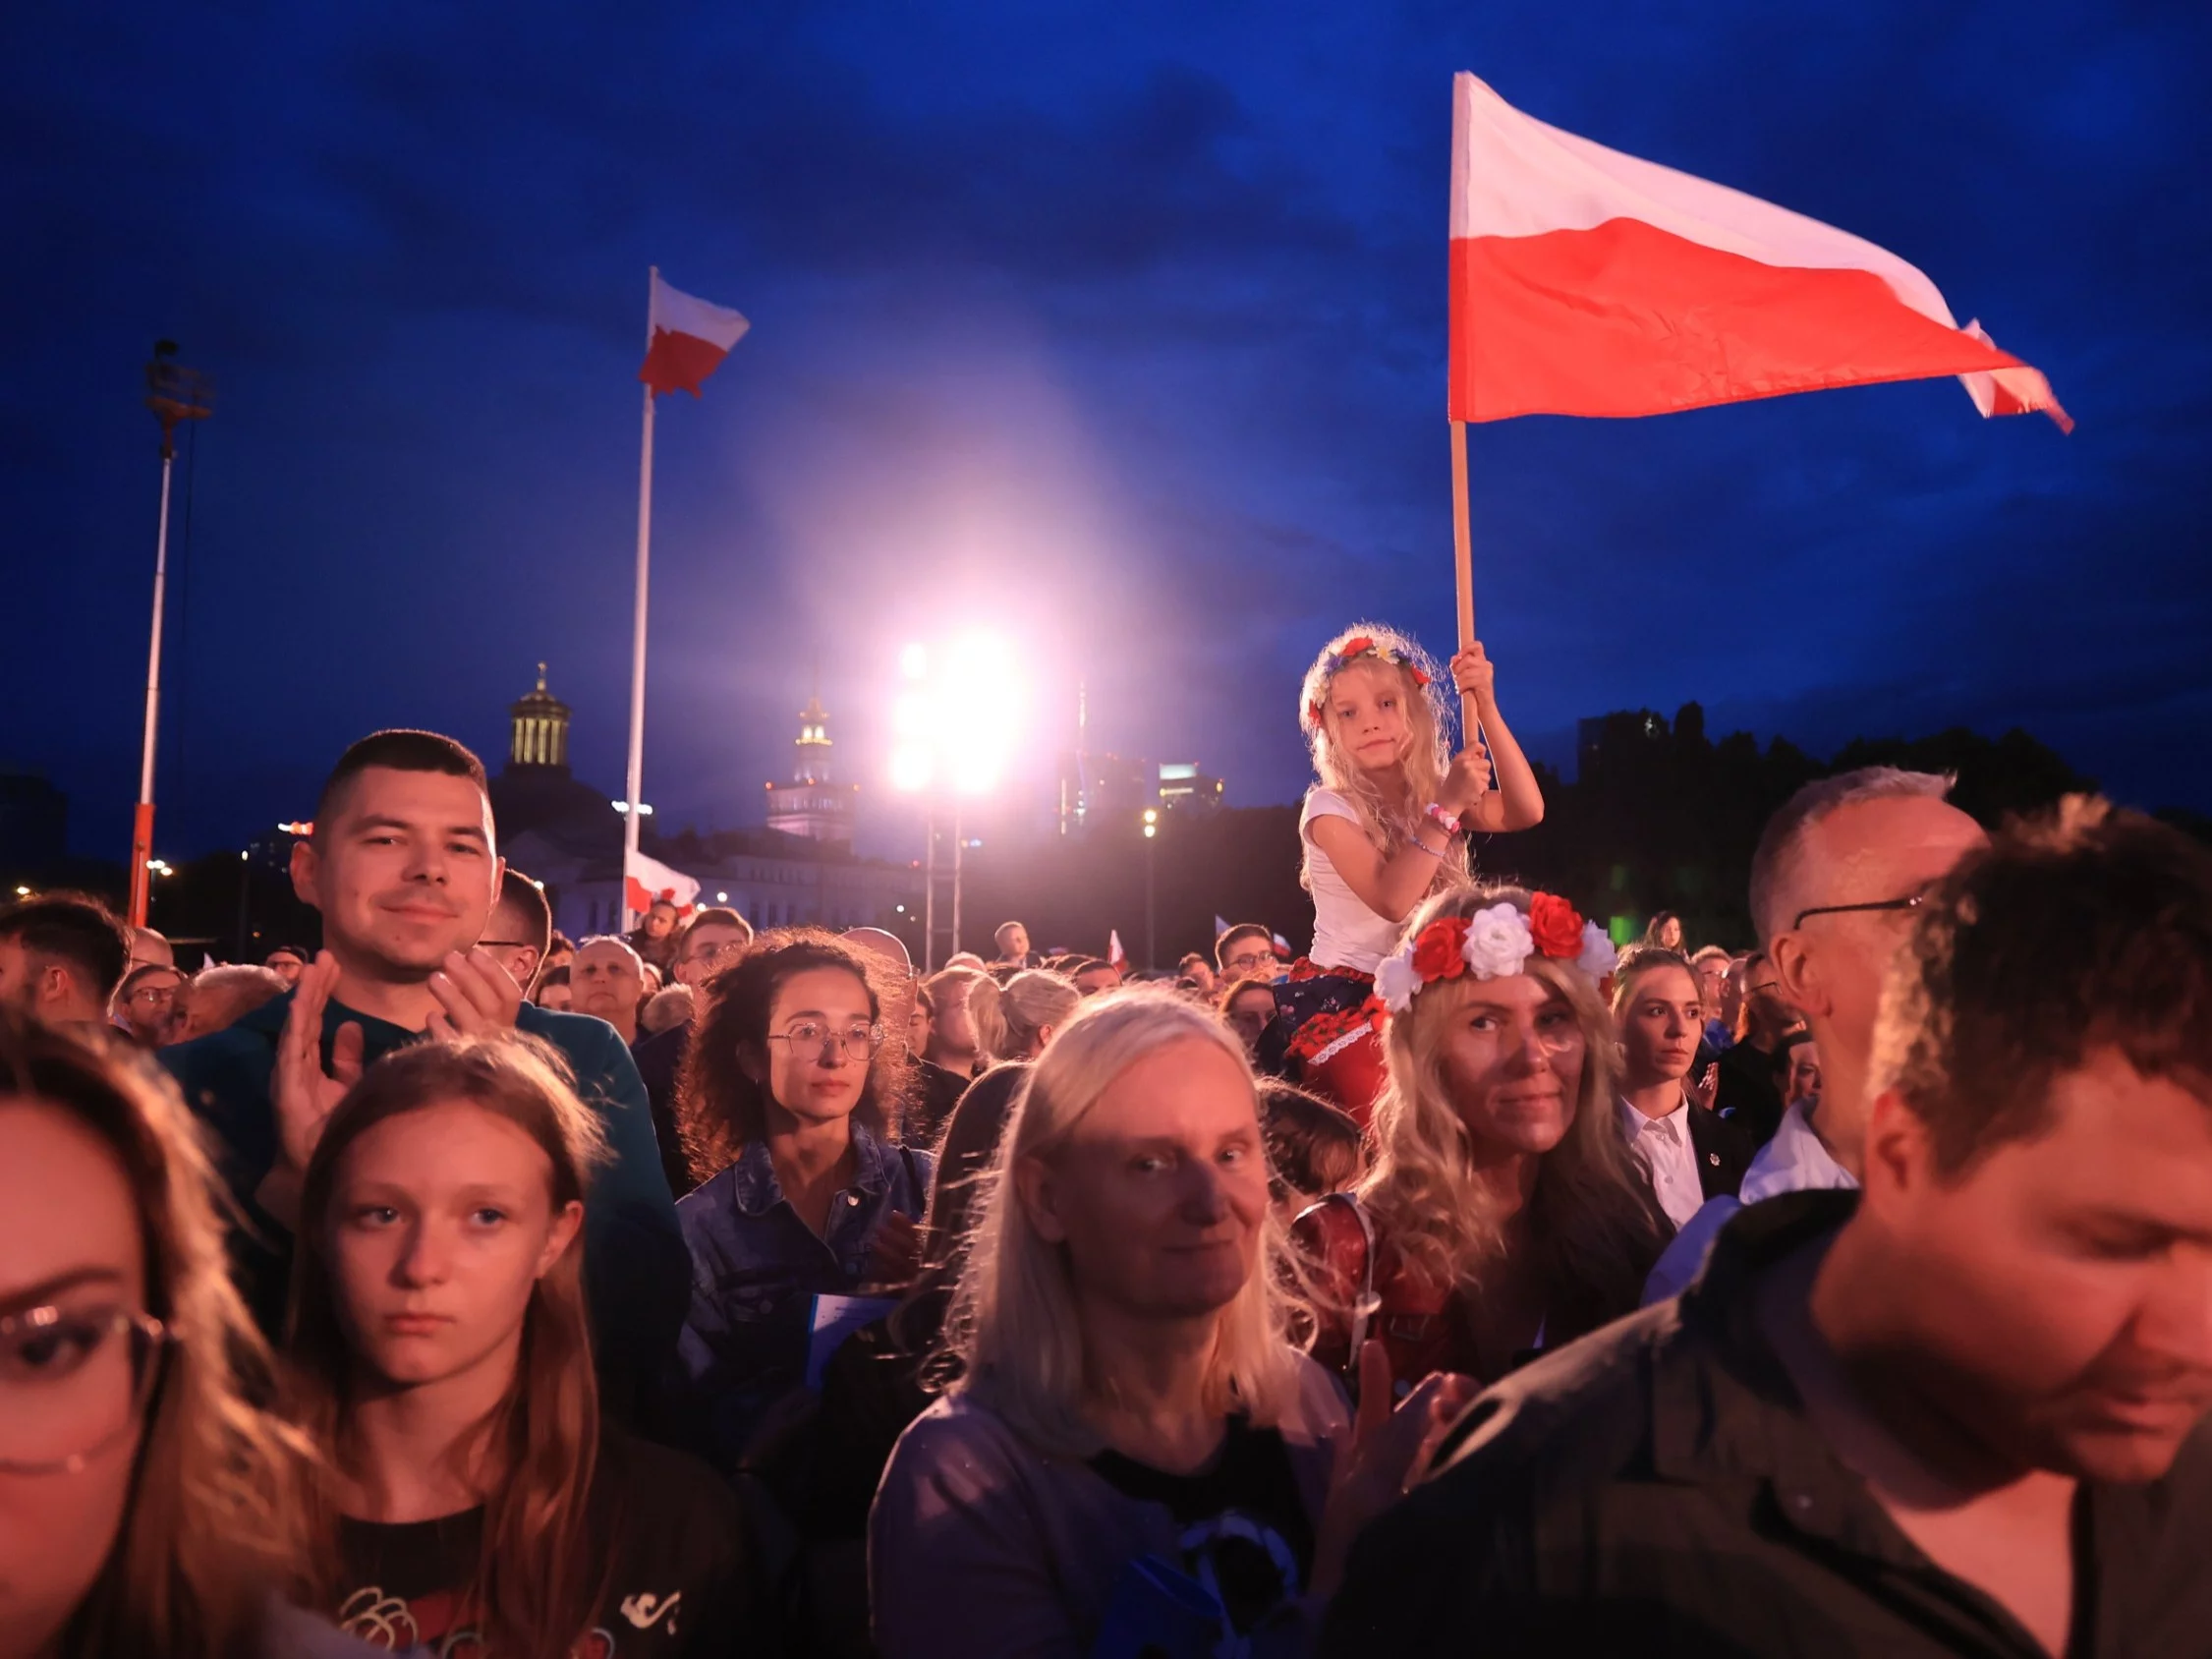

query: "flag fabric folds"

left=623, top=846, right=701, bottom=919
left=1446, top=73, right=2069, bottom=430
left=639, top=273, right=750, bottom=398
left=1107, top=931, right=1128, bottom=969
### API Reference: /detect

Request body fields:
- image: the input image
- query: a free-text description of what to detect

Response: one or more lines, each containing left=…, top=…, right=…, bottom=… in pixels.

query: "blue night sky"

left=7, top=1, right=2208, bottom=865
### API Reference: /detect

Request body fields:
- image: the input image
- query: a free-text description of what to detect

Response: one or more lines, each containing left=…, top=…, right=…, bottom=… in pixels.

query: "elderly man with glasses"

left=1645, top=767, right=1985, bottom=1303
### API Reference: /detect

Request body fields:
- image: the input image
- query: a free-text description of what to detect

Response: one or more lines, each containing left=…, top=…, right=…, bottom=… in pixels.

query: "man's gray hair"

left=1748, top=767, right=1956, bottom=945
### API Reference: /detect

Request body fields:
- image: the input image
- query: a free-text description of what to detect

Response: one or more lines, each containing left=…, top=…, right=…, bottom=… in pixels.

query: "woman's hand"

left=1311, top=1341, right=1483, bottom=1598
left=1688, top=1062, right=1720, bottom=1114
left=861, top=1210, right=924, bottom=1292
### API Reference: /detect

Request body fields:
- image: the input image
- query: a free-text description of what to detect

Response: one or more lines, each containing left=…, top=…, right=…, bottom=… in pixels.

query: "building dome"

left=510, top=663, right=572, bottom=771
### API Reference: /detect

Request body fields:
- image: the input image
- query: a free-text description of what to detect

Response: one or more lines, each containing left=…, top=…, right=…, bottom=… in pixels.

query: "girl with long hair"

left=872, top=990, right=1472, bottom=1659
left=1268, top=625, right=1544, bottom=1119
left=1294, top=887, right=1667, bottom=1395
left=672, top=930, right=932, bottom=1468
left=0, top=1012, right=344, bottom=1659
left=285, top=1033, right=751, bottom=1655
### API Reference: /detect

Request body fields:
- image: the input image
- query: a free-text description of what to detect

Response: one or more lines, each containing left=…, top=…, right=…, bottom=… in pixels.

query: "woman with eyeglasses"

left=0, top=1010, right=365, bottom=1657
left=672, top=930, right=933, bottom=1469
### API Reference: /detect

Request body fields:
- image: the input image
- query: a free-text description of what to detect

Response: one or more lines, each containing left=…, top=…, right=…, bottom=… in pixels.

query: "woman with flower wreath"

left=1261, top=624, right=1545, bottom=1119
left=1290, top=886, right=1669, bottom=1397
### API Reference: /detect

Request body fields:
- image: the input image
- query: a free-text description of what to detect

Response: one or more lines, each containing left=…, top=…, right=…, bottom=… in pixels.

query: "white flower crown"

left=1375, top=899, right=1619, bottom=1015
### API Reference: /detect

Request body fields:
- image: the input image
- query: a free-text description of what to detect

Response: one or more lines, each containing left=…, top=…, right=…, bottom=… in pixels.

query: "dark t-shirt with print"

left=329, top=1428, right=754, bottom=1656
left=1087, top=1413, right=1316, bottom=1636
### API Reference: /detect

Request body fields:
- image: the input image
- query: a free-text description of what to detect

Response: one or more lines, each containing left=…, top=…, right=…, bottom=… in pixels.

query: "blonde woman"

left=871, top=990, right=1471, bottom=1659
left=1294, top=887, right=1666, bottom=1396
left=989, top=968, right=1080, bottom=1063
left=0, top=1012, right=360, bottom=1657
left=1269, top=625, right=1544, bottom=1119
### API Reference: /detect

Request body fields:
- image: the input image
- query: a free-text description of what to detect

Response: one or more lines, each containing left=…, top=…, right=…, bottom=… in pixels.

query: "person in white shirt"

left=1610, top=945, right=1754, bottom=1233
left=1267, top=624, right=1543, bottom=1119
left=1644, top=767, right=1987, bottom=1303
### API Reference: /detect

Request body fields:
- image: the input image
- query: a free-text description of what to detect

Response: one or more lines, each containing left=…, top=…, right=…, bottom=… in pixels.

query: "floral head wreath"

left=1306, top=635, right=1431, bottom=728
left=1376, top=893, right=1619, bottom=1015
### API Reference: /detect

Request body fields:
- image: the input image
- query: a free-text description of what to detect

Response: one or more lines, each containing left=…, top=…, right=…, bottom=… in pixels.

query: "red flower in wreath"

left=1409, top=667, right=1431, bottom=687
left=1527, top=892, right=1585, bottom=959
left=1338, top=635, right=1375, bottom=658
left=1410, top=916, right=1471, bottom=982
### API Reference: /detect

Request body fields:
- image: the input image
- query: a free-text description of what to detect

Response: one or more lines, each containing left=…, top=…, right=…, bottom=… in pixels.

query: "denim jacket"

left=676, top=1124, right=933, bottom=1468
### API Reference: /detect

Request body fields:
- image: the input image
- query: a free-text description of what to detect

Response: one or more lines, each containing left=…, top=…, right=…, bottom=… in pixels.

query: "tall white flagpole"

left=622, top=267, right=656, bottom=931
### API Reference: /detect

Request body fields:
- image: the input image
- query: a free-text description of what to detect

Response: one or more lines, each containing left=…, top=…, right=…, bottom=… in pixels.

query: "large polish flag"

left=639, top=272, right=750, bottom=398
left=1447, top=74, right=2069, bottom=430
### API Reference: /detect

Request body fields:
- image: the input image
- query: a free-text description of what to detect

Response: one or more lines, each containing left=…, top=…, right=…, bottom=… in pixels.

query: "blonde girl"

left=1267, top=626, right=1545, bottom=1116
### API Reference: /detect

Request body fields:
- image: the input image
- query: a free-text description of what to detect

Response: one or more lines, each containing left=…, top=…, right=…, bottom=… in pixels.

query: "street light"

left=890, top=633, right=1023, bottom=970
left=1142, top=808, right=1159, bottom=970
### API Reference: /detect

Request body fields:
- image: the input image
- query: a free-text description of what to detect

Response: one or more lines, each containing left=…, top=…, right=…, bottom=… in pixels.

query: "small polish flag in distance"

left=1106, top=931, right=1128, bottom=970
left=639, top=273, right=750, bottom=398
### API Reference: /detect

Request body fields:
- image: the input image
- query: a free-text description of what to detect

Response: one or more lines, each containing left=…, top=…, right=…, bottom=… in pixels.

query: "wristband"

left=1423, top=802, right=1463, bottom=837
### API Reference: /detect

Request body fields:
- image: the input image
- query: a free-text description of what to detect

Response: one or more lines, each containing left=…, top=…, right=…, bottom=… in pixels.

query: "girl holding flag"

left=1263, top=624, right=1544, bottom=1117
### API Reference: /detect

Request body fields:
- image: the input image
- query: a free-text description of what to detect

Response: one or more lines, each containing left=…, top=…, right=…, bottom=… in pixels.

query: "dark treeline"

left=943, top=708, right=2205, bottom=966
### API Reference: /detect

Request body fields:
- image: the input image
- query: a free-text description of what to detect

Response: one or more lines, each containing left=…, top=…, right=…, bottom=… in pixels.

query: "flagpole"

left=1449, top=418, right=1478, bottom=740
left=623, top=267, right=656, bottom=931
left=129, top=438, right=176, bottom=930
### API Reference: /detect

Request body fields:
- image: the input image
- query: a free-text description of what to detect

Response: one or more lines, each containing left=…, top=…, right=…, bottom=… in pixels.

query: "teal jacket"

left=162, top=992, right=689, bottom=1418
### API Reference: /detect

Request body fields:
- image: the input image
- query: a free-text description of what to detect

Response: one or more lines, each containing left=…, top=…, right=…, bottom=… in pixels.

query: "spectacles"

left=124, top=987, right=175, bottom=1007
left=1791, top=892, right=1930, bottom=930
left=1224, top=951, right=1274, bottom=974
left=765, top=1019, right=883, bottom=1059
left=683, top=939, right=750, bottom=967
left=0, top=1304, right=171, bottom=1474
left=478, top=939, right=533, bottom=949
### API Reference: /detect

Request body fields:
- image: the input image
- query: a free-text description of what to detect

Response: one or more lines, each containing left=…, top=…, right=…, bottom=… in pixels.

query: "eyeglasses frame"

left=0, top=1305, right=173, bottom=1475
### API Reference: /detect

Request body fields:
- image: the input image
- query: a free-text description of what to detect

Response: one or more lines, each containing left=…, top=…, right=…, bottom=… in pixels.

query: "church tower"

left=766, top=675, right=856, bottom=845
left=508, top=663, right=572, bottom=772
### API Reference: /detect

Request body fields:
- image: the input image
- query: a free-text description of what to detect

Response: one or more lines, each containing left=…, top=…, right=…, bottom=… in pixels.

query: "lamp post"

left=1142, top=807, right=1159, bottom=969
left=130, top=342, right=213, bottom=929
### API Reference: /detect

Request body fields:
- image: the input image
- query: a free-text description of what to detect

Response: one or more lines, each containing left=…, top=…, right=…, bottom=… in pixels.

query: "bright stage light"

left=888, top=631, right=1023, bottom=799
left=890, top=743, right=935, bottom=793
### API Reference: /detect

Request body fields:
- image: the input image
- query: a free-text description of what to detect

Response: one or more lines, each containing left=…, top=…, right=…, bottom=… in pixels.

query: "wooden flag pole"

left=1449, top=419, right=1477, bottom=737
left=622, top=267, right=656, bottom=931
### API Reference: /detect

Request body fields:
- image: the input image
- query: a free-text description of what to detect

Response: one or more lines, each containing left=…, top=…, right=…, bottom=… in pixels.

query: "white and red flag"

left=623, top=846, right=701, bottom=919
left=1106, top=931, right=1128, bottom=970
left=1447, top=73, right=2069, bottom=429
left=638, top=273, right=750, bottom=398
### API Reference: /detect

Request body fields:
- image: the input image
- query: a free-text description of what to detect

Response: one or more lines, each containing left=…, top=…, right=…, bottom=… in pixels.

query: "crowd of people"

left=1, top=619, right=2207, bottom=1657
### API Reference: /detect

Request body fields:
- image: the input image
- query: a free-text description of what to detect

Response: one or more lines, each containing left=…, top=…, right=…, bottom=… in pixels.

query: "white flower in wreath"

left=1576, top=920, right=1618, bottom=983
left=1375, top=951, right=1422, bottom=1013
left=1461, top=903, right=1535, bottom=981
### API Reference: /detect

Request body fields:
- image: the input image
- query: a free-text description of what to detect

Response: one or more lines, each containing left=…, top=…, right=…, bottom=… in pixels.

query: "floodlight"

left=899, top=642, right=928, bottom=680
left=890, top=743, right=935, bottom=793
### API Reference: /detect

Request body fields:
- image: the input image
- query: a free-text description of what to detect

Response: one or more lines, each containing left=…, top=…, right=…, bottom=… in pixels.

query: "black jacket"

left=1686, top=1098, right=1758, bottom=1203
left=1324, top=1191, right=2212, bottom=1658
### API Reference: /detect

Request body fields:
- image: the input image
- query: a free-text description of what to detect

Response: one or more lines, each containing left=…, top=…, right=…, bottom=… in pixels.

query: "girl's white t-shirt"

left=1300, top=788, right=1411, bottom=973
